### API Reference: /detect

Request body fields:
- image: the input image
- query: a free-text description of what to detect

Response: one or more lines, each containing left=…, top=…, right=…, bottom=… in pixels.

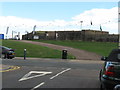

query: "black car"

left=0, top=46, right=15, bottom=59
left=99, top=49, right=120, bottom=90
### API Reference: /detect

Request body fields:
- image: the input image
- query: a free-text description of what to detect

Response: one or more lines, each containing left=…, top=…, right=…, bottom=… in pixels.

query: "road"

left=2, top=59, right=104, bottom=89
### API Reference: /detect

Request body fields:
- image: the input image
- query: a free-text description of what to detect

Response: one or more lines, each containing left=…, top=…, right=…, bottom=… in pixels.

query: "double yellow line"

left=0, top=66, right=20, bottom=72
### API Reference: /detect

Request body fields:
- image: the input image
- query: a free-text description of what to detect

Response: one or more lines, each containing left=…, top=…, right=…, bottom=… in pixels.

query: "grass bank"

left=31, top=40, right=118, bottom=56
left=2, top=40, right=75, bottom=59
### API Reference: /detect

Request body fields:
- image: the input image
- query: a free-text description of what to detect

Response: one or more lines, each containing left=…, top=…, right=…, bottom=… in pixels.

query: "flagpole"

left=100, top=24, right=102, bottom=31
left=118, top=33, right=120, bottom=49
left=80, top=21, right=83, bottom=30
left=90, top=20, right=92, bottom=30
left=33, top=25, right=36, bottom=35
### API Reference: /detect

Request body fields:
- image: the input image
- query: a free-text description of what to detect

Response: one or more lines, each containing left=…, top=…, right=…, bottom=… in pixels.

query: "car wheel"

left=101, top=84, right=111, bottom=90
left=7, top=56, right=12, bottom=59
left=100, top=84, right=108, bottom=90
left=100, top=83, right=104, bottom=90
left=9, top=57, right=13, bottom=59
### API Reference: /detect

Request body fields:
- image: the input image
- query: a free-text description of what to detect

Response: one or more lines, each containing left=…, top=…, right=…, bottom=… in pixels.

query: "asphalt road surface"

left=2, top=59, right=104, bottom=89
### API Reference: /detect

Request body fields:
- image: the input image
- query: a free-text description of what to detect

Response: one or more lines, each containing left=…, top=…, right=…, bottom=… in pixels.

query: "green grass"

left=31, top=40, right=118, bottom=56
left=2, top=40, right=75, bottom=59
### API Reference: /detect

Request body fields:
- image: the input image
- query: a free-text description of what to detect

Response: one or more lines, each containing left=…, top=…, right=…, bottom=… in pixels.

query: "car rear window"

left=107, top=49, right=120, bottom=62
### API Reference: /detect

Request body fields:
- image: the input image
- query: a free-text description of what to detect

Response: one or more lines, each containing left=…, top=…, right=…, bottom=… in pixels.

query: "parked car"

left=0, top=46, right=15, bottom=59
left=99, top=49, right=120, bottom=90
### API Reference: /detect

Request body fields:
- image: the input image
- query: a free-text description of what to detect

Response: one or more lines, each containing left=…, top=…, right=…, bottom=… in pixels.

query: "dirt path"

left=18, top=40, right=101, bottom=60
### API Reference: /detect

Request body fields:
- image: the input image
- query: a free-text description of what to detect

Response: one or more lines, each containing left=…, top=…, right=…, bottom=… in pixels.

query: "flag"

left=90, top=21, right=92, bottom=25
left=100, top=25, right=102, bottom=31
left=6, top=27, right=9, bottom=34
left=33, top=25, right=36, bottom=34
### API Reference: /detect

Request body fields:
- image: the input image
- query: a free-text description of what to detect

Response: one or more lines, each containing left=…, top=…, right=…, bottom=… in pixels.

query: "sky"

left=0, top=1, right=119, bottom=39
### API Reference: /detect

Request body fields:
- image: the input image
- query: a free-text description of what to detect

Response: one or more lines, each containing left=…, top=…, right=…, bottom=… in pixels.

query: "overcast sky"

left=0, top=1, right=119, bottom=39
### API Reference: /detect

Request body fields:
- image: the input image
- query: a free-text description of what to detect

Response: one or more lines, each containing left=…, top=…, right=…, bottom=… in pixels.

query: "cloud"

left=72, top=7, right=118, bottom=33
left=0, top=7, right=118, bottom=39
left=0, top=16, right=69, bottom=39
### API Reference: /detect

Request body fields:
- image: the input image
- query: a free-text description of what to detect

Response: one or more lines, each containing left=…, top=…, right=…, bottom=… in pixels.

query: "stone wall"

left=22, top=30, right=118, bottom=42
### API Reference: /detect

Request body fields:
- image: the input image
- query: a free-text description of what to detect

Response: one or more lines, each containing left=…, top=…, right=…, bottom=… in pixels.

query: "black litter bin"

left=62, top=49, right=67, bottom=59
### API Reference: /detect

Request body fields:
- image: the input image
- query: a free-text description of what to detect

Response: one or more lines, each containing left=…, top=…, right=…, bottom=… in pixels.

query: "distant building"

left=22, top=30, right=118, bottom=42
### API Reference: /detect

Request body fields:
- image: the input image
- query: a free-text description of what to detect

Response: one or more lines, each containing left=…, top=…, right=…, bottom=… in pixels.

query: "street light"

left=118, top=0, right=120, bottom=49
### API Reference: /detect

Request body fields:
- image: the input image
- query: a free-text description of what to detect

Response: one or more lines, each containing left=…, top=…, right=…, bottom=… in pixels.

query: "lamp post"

left=118, top=12, right=120, bottom=49
left=6, top=27, right=9, bottom=39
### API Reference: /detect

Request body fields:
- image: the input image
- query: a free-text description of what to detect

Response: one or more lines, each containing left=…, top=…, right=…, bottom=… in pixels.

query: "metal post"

left=118, top=5, right=120, bottom=49
left=24, top=49, right=26, bottom=60
left=118, top=33, right=120, bottom=49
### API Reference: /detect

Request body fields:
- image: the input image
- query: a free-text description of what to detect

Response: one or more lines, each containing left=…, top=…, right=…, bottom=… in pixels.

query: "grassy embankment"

left=2, top=40, right=75, bottom=59
left=31, top=40, right=118, bottom=56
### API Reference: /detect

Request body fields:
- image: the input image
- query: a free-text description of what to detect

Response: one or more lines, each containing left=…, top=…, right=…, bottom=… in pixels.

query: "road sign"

left=0, top=34, right=4, bottom=39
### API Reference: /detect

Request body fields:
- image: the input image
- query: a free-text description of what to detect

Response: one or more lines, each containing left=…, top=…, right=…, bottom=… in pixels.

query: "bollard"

left=24, top=49, right=26, bottom=60
left=62, top=49, right=67, bottom=59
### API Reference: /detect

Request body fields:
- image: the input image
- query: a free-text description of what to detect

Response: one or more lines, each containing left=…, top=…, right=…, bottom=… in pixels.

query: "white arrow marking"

left=19, top=71, right=52, bottom=82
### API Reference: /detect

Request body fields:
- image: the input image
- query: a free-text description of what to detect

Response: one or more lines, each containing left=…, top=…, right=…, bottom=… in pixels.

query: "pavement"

left=13, top=56, right=101, bottom=61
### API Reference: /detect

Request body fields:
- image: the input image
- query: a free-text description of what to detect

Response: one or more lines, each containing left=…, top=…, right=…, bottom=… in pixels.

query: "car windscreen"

left=107, top=49, right=120, bottom=62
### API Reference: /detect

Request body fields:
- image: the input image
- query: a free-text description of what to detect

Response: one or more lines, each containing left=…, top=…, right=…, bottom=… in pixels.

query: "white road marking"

left=31, top=82, right=45, bottom=90
left=50, top=68, right=71, bottom=80
left=19, top=68, right=71, bottom=89
left=19, top=71, right=52, bottom=82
